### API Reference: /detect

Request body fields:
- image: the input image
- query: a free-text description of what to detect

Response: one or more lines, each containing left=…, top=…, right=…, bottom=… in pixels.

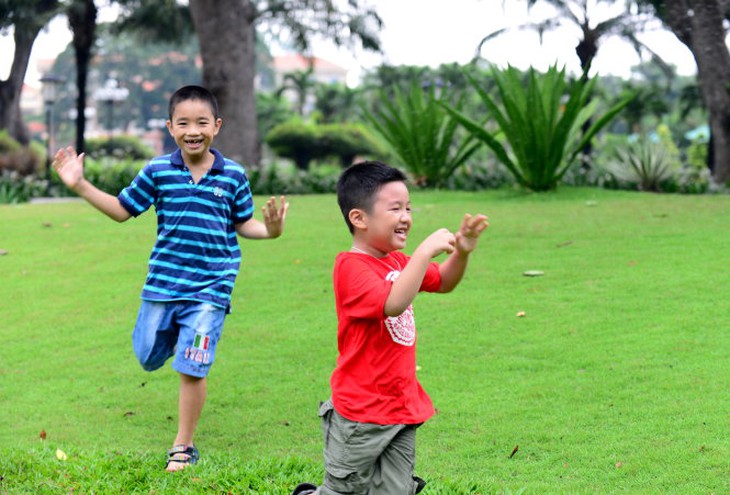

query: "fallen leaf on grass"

left=516, top=311, right=526, bottom=317
left=123, top=411, right=135, bottom=417
left=56, top=449, right=68, bottom=461
left=42, top=222, right=52, bottom=228
left=0, top=249, right=8, bottom=256
left=615, top=461, right=622, bottom=468
left=40, top=429, right=47, bottom=440
left=508, top=445, right=519, bottom=458
left=556, top=240, right=573, bottom=248
left=522, top=270, right=544, bottom=277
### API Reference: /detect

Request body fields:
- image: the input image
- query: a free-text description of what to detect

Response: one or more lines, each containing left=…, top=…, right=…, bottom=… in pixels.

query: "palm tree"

left=276, top=63, right=316, bottom=117
left=477, top=0, right=667, bottom=169
left=477, top=0, right=668, bottom=78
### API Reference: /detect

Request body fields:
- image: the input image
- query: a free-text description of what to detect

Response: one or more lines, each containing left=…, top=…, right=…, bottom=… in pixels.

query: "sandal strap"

left=166, top=444, right=199, bottom=465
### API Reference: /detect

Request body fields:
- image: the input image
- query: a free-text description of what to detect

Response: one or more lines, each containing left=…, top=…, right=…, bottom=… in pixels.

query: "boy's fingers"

left=467, top=214, right=488, bottom=232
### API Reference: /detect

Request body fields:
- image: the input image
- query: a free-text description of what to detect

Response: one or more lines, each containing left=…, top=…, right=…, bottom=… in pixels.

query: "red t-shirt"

left=330, top=251, right=442, bottom=425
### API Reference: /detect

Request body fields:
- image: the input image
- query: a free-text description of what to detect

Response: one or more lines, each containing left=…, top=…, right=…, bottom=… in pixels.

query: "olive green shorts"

left=318, top=399, right=423, bottom=495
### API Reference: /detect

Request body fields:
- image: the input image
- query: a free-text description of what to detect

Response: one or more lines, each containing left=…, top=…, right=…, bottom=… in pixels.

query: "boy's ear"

left=166, top=119, right=173, bottom=136
left=348, top=208, right=367, bottom=231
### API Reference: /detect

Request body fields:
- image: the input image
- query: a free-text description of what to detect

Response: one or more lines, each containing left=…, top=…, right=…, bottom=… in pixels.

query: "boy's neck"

left=182, top=149, right=214, bottom=169
left=351, top=243, right=390, bottom=258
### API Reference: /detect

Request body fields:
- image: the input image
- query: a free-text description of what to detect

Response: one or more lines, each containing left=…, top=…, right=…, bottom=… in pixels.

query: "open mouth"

left=185, top=138, right=204, bottom=147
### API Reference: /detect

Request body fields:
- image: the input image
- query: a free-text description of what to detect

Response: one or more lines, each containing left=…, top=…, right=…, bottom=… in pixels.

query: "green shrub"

left=0, top=170, right=48, bottom=203
left=265, top=121, right=385, bottom=170
left=0, top=130, right=22, bottom=153
left=443, top=64, right=634, bottom=191
left=685, top=137, right=709, bottom=171
left=317, top=123, right=385, bottom=166
left=249, top=162, right=340, bottom=195
left=445, top=158, right=513, bottom=191
left=674, top=164, right=711, bottom=194
left=363, top=81, right=481, bottom=187
left=82, top=157, right=146, bottom=195
left=84, top=135, right=154, bottom=161
left=248, top=163, right=296, bottom=195
left=605, top=138, right=679, bottom=192
left=0, top=132, right=44, bottom=176
left=265, top=120, right=320, bottom=170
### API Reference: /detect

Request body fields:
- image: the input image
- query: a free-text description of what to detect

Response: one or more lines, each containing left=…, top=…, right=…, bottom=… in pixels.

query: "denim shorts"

left=131, top=300, right=226, bottom=378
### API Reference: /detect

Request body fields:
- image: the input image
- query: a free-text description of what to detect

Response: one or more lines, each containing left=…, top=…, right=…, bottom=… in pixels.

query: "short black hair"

left=168, top=85, right=219, bottom=120
left=337, top=161, right=407, bottom=234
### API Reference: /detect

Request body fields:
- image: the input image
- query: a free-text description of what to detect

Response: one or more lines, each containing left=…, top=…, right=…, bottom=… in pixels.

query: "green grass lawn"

left=1, top=188, right=728, bottom=494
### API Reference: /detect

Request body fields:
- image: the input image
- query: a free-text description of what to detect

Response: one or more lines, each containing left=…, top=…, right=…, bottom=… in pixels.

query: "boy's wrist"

left=454, top=247, right=471, bottom=258
left=71, top=177, right=88, bottom=195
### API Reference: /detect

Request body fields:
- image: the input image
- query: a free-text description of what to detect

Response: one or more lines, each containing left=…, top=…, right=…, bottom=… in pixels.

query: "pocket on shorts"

left=318, top=399, right=334, bottom=418
left=320, top=407, right=370, bottom=491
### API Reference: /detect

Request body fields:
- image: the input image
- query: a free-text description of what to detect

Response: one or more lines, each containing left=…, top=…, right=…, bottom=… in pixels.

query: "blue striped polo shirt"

left=118, top=148, right=255, bottom=311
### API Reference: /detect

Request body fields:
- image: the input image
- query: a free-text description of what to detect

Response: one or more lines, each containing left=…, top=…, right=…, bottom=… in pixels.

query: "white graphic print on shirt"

left=384, top=269, right=416, bottom=346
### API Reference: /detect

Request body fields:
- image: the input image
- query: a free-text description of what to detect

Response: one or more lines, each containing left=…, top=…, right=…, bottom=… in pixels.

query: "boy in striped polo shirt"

left=52, top=85, right=288, bottom=471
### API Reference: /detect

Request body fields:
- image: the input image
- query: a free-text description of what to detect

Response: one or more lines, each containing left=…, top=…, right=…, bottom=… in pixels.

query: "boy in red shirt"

left=294, top=161, right=488, bottom=495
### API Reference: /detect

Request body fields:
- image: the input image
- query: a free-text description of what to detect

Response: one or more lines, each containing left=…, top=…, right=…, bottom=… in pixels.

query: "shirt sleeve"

left=335, top=256, right=393, bottom=320
left=420, top=261, right=441, bottom=292
left=391, top=251, right=442, bottom=293
left=118, top=164, right=156, bottom=217
left=232, top=171, right=255, bottom=224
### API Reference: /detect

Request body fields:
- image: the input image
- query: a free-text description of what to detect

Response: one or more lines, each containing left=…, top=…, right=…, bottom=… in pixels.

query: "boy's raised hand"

left=52, top=146, right=85, bottom=191
left=420, top=228, right=457, bottom=258
left=455, top=213, right=489, bottom=254
left=261, top=195, right=289, bottom=238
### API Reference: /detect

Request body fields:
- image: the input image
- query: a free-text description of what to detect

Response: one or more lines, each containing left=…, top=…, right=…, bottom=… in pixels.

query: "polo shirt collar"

left=170, top=147, right=226, bottom=174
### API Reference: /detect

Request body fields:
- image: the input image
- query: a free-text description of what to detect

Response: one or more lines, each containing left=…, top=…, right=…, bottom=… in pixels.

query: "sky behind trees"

left=1, top=0, right=701, bottom=88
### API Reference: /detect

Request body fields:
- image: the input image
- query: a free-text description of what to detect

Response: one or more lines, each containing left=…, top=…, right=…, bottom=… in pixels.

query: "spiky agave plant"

left=607, top=139, right=678, bottom=192
left=362, top=81, right=482, bottom=188
left=442, top=64, right=634, bottom=191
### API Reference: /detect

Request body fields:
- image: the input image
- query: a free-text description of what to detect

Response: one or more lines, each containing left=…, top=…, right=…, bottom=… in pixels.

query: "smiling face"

left=166, top=98, right=222, bottom=164
left=352, top=180, right=412, bottom=257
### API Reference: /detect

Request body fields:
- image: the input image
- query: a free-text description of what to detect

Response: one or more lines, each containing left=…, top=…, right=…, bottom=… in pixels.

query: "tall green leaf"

left=443, top=65, right=635, bottom=191
left=363, top=82, right=482, bottom=187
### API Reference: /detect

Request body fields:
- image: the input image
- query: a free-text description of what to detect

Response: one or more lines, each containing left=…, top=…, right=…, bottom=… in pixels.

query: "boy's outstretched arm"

left=235, top=196, right=288, bottom=239
left=437, top=213, right=489, bottom=293
left=52, top=146, right=131, bottom=222
left=385, top=228, right=456, bottom=317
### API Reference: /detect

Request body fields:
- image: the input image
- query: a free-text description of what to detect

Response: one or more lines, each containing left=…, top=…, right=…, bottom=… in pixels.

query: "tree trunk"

left=660, top=0, right=730, bottom=184
left=0, top=1, right=59, bottom=145
left=0, top=28, right=34, bottom=145
left=189, top=0, right=260, bottom=167
left=67, top=0, right=97, bottom=154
